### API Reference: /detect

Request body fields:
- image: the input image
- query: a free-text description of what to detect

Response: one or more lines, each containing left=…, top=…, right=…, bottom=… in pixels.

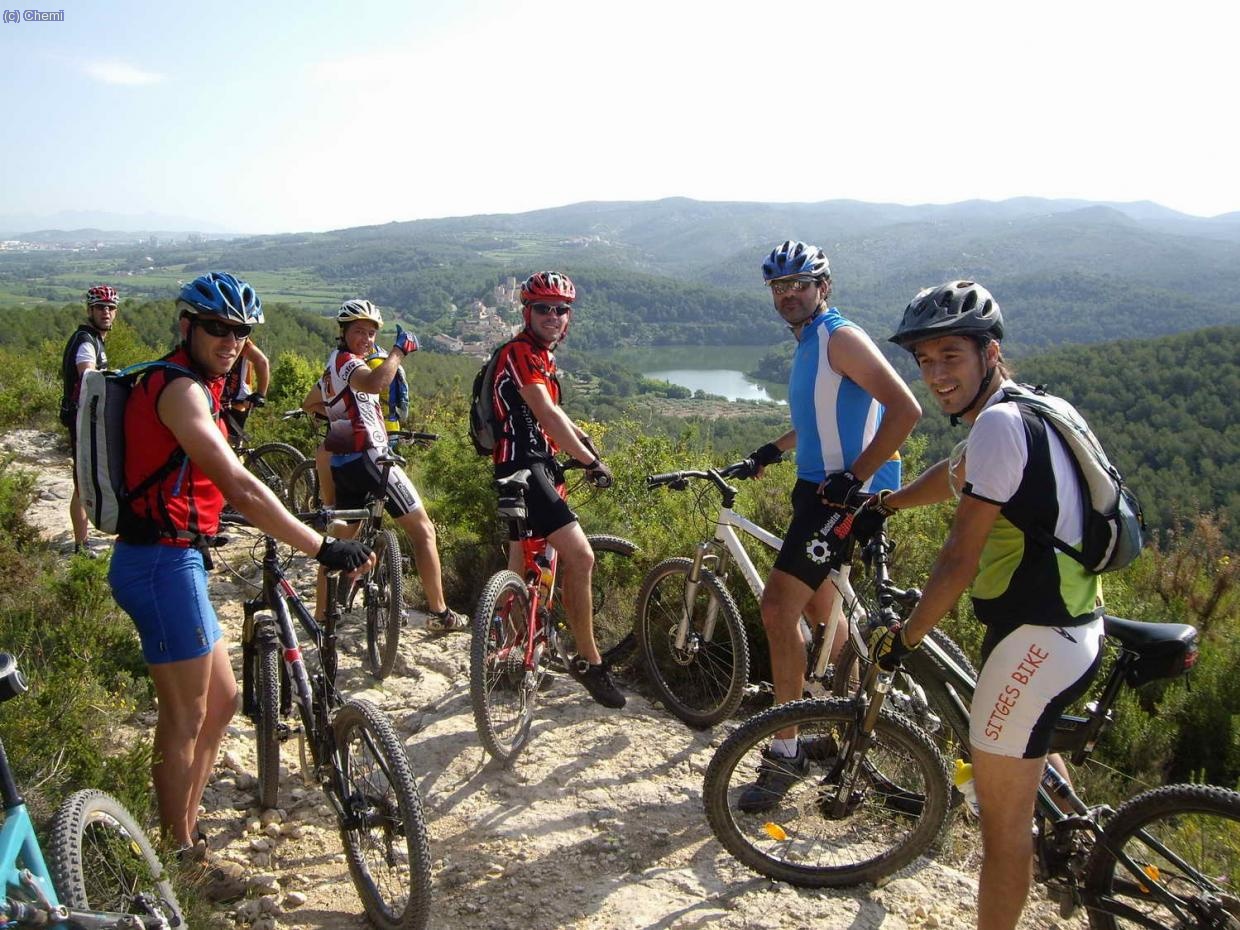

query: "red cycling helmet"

left=86, top=285, right=118, bottom=307
left=520, top=271, right=576, bottom=306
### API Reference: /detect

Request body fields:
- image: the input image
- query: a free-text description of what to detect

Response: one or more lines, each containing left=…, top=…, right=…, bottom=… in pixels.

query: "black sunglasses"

left=530, top=303, right=572, bottom=317
left=196, top=318, right=253, bottom=339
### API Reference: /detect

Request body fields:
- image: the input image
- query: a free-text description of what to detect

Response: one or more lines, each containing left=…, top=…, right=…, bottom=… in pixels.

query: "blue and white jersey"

left=788, top=309, right=900, bottom=490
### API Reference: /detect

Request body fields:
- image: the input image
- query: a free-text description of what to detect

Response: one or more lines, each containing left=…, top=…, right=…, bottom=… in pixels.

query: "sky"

left=2, top=0, right=1237, bottom=234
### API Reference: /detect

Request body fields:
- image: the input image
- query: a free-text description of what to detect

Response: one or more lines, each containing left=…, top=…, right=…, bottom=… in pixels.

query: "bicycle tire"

left=285, top=456, right=321, bottom=513
left=636, top=557, right=750, bottom=727
left=1082, top=782, right=1240, bottom=930
left=366, top=529, right=405, bottom=680
left=470, top=570, right=535, bottom=765
left=48, top=788, right=184, bottom=926
left=245, top=442, right=306, bottom=501
left=551, top=534, right=640, bottom=667
left=333, top=699, right=432, bottom=930
left=833, top=627, right=976, bottom=765
left=255, top=625, right=282, bottom=809
left=703, top=697, right=950, bottom=888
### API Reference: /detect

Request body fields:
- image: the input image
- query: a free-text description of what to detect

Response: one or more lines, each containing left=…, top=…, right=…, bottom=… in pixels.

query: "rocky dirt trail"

left=4, top=429, right=1083, bottom=930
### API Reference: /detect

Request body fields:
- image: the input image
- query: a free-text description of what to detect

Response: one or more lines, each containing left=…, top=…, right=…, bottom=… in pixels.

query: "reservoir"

left=644, top=368, right=783, bottom=403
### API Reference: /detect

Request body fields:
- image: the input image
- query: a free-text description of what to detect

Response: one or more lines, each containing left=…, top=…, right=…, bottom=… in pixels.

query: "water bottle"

left=954, top=759, right=980, bottom=816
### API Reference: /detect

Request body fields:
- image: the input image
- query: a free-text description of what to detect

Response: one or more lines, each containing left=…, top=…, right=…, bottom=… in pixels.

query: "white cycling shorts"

left=969, top=615, right=1104, bottom=759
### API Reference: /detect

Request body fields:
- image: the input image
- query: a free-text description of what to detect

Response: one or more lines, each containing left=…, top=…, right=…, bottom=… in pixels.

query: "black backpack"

left=468, top=343, right=507, bottom=456
left=59, top=325, right=107, bottom=427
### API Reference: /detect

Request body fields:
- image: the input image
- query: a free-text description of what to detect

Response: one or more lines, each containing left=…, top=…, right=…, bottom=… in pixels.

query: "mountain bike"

left=229, top=512, right=432, bottom=930
left=639, top=463, right=974, bottom=727
left=286, top=439, right=436, bottom=680
left=470, top=459, right=639, bottom=765
left=704, top=562, right=1240, bottom=929
left=0, top=653, right=183, bottom=928
left=224, top=409, right=306, bottom=503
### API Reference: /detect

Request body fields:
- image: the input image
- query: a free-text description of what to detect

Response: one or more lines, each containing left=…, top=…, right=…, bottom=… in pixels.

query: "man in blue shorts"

left=737, top=241, right=920, bottom=810
left=858, top=280, right=1104, bottom=930
left=108, top=273, right=373, bottom=881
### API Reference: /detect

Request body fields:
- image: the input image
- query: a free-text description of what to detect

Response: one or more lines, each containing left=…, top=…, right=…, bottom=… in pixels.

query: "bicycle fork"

left=675, top=542, right=725, bottom=652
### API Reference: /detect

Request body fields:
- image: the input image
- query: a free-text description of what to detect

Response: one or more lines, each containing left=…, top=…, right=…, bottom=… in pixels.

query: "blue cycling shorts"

left=109, top=542, right=222, bottom=665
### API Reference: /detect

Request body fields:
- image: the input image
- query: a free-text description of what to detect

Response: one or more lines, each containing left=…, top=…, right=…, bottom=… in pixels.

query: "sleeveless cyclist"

left=491, top=332, right=561, bottom=470
left=320, top=348, right=389, bottom=454
left=59, top=324, right=107, bottom=428
left=122, top=347, right=227, bottom=547
left=221, top=355, right=253, bottom=410
left=788, top=309, right=900, bottom=490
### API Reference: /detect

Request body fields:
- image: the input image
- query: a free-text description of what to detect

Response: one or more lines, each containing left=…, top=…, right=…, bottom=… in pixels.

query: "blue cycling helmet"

left=762, top=240, right=830, bottom=282
left=177, top=272, right=264, bottom=325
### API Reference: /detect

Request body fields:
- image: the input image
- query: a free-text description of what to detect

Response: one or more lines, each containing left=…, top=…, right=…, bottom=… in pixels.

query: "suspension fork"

left=674, top=540, right=727, bottom=651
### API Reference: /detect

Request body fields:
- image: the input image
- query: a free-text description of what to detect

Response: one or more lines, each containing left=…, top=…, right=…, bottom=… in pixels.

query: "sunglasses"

left=530, top=303, right=572, bottom=317
left=769, top=278, right=818, bottom=296
left=196, top=318, right=253, bottom=339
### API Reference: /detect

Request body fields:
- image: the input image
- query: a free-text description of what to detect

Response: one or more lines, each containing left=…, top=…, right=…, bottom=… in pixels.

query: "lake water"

left=645, top=368, right=783, bottom=403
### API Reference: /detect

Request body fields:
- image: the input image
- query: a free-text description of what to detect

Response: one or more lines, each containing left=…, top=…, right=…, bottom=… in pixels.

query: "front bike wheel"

left=333, top=699, right=432, bottom=930
left=245, top=442, right=305, bottom=501
left=636, top=557, right=749, bottom=727
left=470, top=570, right=535, bottom=765
left=551, top=534, right=640, bottom=667
left=254, top=624, right=282, bottom=809
left=285, top=456, right=322, bottom=513
left=366, top=529, right=406, bottom=680
left=703, top=697, right=950, bottom=887
left=48, top=789, right=183, bottom=925
left=1083, top=783, right=1240, bottom=930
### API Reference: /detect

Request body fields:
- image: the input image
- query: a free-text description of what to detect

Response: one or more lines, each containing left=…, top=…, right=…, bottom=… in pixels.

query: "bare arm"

left=157, top=379, right=323, bottom=554
left=245, top=342, right=271, bottom=395
left=518, top=382, right=599, bottom=465
left=885, top=459, right=956, bottom=511
left=347, top=349, right=405, bottom=395
left=900, top=494, right=999, bottom=645
left=301, top=383, right=328, bottom=418
left=828, top=327, right=921, bottom=482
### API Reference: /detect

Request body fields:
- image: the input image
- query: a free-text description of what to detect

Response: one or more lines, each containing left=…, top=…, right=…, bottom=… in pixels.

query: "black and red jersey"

left=491, top=332, right=561, bottom=469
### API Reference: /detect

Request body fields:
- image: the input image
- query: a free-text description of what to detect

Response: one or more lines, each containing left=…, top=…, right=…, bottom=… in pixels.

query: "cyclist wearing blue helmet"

left=108, top=273, right=374, bottom=889
left=736, top=240, right=920, bottom=813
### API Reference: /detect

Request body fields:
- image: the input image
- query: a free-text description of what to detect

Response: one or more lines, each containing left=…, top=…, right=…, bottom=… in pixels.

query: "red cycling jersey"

left=491, top=332, right=561, bottom=468
left=123, top=347, right=228, bottom=546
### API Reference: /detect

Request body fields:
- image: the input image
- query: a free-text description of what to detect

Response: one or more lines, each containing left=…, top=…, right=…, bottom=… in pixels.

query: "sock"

left=771, top=737, right=799, bottom=758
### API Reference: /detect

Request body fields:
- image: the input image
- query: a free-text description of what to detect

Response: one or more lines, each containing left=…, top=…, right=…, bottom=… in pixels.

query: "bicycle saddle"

left=495, top=470, right=532, bottom=495
left=1104, top=615, right=1199, bottom=686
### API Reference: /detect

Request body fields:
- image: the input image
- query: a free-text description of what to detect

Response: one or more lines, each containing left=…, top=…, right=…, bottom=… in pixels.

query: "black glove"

left=851, top=489, right=897, bottom=546
left=249, top=392, right=266, bottom=408
left=584, top=459, right=614, bottom=489
left=869, top=622, right=921, bottom=672
left=315, top=537, right=372, bottom=572
left=749, top=442, right=783, bottom=468
left=819, top=470, right=863, bottom=508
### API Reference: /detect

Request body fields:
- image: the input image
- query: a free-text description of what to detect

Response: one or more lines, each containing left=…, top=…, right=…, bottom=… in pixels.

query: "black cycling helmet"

left=762, top=240, right=830, bottom=282
left=889, top=280, right=1003, bottom=352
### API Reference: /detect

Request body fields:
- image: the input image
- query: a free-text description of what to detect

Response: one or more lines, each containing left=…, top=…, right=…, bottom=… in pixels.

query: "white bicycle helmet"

left=337, top=299, right=383, bottom=326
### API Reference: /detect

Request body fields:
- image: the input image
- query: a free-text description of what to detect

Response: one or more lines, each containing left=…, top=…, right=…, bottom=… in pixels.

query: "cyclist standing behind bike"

left=490, top=271, right=624, bottom=709
left=857, top=280, right=1105, bottom=930
left=107, top=273, right=373, bottom=880
left=59, top=285, right=117, bottom=556
left=304, top=299, right=467, bottom=632
left=220, top=341, right=270, bottom=447
left=736, top=241, right=919, bottom=811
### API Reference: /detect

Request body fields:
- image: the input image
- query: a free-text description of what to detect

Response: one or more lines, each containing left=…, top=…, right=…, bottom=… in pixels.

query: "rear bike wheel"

left=244, top=442, right=305, bottom=501
left=333, top=699, right=432, bottom=930
left=702, top=697, right=950, bottom=888
left=636, top=557, right=749, bottom=727
left=253, top=623, right=282, bottom=809
left=470, top=570, right=535, bottom=765
left=48, top=789, right=183, bottom=925
left=551, top=534, right=640, bottom=667
left=285, top=457, right=322, bottom=513
left=1083, top=783, right=1240, bottom=930
left=366, top=529, right=406, bottom=680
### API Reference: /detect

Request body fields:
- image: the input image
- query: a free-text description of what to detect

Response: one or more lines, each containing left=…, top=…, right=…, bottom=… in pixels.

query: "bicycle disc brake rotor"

left=664, top=626, right=702, bottom=667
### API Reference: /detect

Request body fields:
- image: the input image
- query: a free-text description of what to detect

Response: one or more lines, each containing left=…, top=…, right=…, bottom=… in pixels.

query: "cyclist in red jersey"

left=490, top=271, right=624, bottom=708
left=108, top=273, right=374, bottom=877
left=220, top=341, right=271, bottom=446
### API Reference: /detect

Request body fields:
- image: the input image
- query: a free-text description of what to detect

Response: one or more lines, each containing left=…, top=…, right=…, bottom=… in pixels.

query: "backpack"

left=1001, top=383, right=1146, bottom=573
left=59, top=325, right=107, bottom=428
left=365, top=352, right=410, bottom=424
left=468, top=343, right=507, bottom=456
left=76, top=361, right=213, bottom=535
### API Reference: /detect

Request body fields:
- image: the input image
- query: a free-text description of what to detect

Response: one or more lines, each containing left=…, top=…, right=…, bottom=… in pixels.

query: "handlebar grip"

left=646, top=472, right=681, bottom=487
left=411, top=432, right=440, bottom=442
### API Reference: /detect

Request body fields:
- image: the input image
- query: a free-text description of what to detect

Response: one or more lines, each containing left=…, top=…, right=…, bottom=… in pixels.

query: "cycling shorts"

left=109, top=542, right=222, bottom=665
left=772, top=479, right=851, bottom=590
left=969, top=614, right=1104, bottom=759
left=496, top=460, right=576, bottom=539
left=330, top=448, right=423, bottom=519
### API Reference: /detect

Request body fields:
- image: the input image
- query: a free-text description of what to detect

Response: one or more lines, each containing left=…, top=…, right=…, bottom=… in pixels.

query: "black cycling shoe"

left=566, top=655, right=626, bottom=709
left=738, top=745, right=809, bottom=814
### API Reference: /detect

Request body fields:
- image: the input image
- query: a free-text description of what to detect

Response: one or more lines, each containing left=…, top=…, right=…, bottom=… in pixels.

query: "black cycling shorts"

left=331, top=451, right=423, bottom=519
left=496, top=460, right=577, bottom=539
left=773, top=479, right=852, bottom=590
